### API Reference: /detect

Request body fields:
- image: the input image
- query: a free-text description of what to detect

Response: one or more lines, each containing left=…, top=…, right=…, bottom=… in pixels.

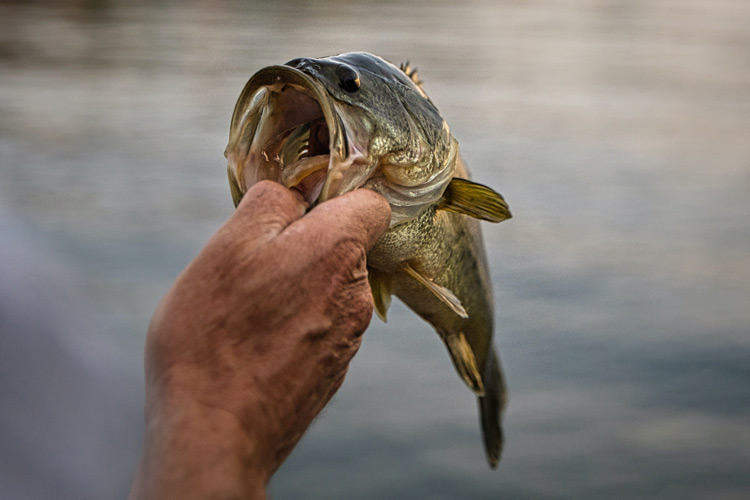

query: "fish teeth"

left=279, top=122, right=311, bottom=167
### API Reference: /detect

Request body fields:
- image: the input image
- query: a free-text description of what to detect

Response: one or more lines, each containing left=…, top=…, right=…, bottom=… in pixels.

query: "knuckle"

left=330, top=236, right=368, bottom=281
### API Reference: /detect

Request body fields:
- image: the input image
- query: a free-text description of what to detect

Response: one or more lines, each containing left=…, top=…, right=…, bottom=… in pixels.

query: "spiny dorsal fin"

left=399, top=61, right=424, bottom=89
left=438, top=178, right=512, bottom=223
left=401, top=262, right=468, bottom=319
left=368, top=270, right=392, bottom=322
left=445, top=332, right=485, bottom=396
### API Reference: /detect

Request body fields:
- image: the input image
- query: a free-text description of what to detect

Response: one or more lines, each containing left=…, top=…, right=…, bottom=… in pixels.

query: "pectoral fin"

left=368, top=270, right=392, bottom=322
left=445, top=332, right=485, bottom=396
left=401, top=263, right=468, bottom=319
left=438, top=178, right=512, bottom=223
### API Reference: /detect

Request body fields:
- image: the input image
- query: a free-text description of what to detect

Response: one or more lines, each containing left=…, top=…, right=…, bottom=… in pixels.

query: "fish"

left=224, top=52, right=512, bottom=468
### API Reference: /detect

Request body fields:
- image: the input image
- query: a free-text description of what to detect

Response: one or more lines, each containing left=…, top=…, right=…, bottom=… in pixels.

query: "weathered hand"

left=130, top=181, right=391, bottom=500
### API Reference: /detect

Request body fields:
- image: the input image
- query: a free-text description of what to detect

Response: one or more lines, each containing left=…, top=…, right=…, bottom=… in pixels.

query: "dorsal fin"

left=399, top=61, right=424, bottom=90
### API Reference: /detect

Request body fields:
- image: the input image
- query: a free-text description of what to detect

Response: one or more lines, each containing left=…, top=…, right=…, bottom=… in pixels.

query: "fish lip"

left=226, top=65, right=355, bottom=208
left=229, top=64, right=345, bottom=157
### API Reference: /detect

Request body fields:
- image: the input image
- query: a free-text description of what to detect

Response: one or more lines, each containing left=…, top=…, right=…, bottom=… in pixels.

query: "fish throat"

left=239, top=83, right=334, bottom=204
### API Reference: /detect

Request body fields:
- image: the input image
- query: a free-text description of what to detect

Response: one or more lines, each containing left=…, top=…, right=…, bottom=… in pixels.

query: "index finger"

left=218, top=181, right=308, bottom=253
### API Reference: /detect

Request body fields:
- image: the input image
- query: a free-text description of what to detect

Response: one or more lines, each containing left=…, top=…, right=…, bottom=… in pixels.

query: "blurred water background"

left=1, top=0, right=749, bottom=498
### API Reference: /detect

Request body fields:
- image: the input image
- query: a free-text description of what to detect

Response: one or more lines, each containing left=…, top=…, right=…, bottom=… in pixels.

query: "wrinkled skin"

left=130, top=182, right=391, bottom=500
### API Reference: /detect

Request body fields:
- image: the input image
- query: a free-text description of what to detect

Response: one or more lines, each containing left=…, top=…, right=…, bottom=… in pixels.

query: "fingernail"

left=290, top=187, right=310, bottom=209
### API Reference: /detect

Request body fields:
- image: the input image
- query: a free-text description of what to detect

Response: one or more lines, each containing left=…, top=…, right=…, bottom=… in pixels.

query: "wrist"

left=131, top=372, right=271, bottom=500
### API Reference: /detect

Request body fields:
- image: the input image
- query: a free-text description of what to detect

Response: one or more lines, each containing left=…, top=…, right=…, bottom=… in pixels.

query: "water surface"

left=1, top=1, right=748, bottom=498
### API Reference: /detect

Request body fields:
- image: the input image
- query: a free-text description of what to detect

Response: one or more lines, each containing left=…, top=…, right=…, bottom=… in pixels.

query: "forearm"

left=129, top=392, right=268, bottom=500
left=129, top=183, right=391, bottom=498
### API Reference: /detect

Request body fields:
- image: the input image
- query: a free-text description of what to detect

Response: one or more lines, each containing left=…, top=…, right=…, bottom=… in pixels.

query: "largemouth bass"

left=224, top=52, right=512, bottom=468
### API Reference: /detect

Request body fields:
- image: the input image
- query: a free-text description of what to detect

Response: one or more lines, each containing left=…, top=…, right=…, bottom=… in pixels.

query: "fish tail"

left=478, top=347, right=507, bottom=468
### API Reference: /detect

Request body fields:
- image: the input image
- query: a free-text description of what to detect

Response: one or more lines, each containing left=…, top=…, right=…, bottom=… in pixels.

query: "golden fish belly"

left=367, top=206, right=494, bottom=373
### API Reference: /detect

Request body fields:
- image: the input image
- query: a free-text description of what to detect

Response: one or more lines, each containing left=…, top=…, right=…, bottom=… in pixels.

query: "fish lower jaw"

left=279, top=154, right=330, bottom=205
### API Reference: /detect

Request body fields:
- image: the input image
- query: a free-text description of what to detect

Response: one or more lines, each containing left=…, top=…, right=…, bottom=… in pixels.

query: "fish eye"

left=336, top=64, right=361, bottom=93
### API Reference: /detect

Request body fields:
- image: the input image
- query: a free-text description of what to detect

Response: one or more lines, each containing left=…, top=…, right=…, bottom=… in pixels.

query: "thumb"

left=295, top=189, right=391, bottom=252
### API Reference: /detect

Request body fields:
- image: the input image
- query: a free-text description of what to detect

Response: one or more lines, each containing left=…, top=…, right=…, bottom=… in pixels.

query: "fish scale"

left=278, top=123, right=311, bottom=167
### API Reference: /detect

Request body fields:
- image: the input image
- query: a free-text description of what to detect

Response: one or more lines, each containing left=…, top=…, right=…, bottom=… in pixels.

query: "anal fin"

left=446, top=332, right=485, bottom=396
left=401, top=262, right=468, bottom=319
left=438, top=178, right=512, bottom=223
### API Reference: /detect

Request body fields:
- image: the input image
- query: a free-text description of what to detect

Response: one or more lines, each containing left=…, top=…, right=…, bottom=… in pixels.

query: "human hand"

left=130, top=181, right=391, bottom=500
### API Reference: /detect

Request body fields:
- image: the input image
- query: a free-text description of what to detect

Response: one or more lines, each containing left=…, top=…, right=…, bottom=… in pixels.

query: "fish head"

left=225, top=52, right=459, bottom=225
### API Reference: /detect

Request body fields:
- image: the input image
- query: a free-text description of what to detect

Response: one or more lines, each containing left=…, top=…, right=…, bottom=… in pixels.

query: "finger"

left=288, top=188, right=391, bottom=252
left=222, top=180, right=307, bottom=250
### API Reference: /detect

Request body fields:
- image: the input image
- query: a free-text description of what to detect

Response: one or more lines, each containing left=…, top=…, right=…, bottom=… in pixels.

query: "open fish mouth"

left=225, top=65, right=370, bottom=207
left=225, top=61, right=460, bottom=226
